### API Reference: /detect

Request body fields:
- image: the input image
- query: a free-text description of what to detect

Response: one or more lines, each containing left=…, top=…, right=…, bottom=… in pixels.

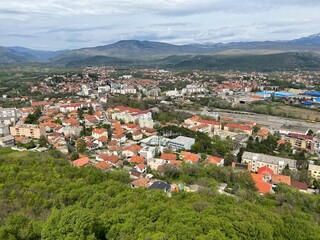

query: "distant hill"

left=7, top=46, right=67, bottom=60
left=3, top=33, right=320, bottom=70
left=0, top=47, right=37, bottom=64
left=164, top=52, right=320, bottom=71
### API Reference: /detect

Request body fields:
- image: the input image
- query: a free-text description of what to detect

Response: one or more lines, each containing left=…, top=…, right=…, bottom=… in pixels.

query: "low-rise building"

left=0, top=135, right=15, bottom=147
left=0, top=124, right=9, bottom=135
left=242, top=151, right=297, bottom=174
left=309, top=164, right=320, bottom=180
left=167, top=136, right=195, bottom=151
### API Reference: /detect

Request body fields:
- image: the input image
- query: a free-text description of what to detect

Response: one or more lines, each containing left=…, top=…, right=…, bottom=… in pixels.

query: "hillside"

left=0, top=148, right=319, bottom=239
left=165, top=52, right=320, bottom=71
left=65, top=51, right=320, bottom=71
left=7, top=46, right=67, bottom=61
left=2, top=33, right=320, bottom=70
left=0, top=47, right=36, bottom=64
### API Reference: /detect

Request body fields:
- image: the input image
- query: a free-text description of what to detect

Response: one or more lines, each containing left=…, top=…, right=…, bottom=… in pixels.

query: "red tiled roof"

left=288, top=133, right=314, bottom=140
left=98, top=154, right=119, bottom=164
left=291, top=181, right=308, bottom=190
left=73, top=157, right=90, bottom=167
left=277, top=139, right=286, bottom=145
left=257, top=166, right=274, bottom=176
left=255, top=181, right=272, bottom=194
left=131, top=178, right=150, bottom=188
left=123, top=145, right=142, bottom=153
left=198, top=119, right=221, bottom=125
left=98, top=136, right=108, bottom=142
left=92, top=128, right=106, bottom=134
left=94, top=161, right=111, bottom=170
left=272, top=174, right=291, bottom=185
left=160, top=153, right=177, bottom=161
left=251, top=173, right=263, bottom=183
left=130, top=156, right=144, bottom=164
left=180, top=151, right=200, bottom=163
left=206, top=155, right=224, bottom=164
left=226, top=123, right=252, bottom=131
left=137, top=163, right=146, bottom=170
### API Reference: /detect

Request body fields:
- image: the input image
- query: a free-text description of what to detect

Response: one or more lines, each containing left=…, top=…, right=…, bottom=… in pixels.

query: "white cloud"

left=0, top=0, right=320, bottom=49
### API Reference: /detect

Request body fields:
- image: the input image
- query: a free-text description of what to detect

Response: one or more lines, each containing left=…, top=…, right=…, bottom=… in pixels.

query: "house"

left=242, top=151, right=297, bottom=174
left=255, top=181, right=272, bottom=194
left=107, top=145, right=122, bottom=155
left=206, top=155, right=224, bottom=166
left=271, top=174, right=291, bottom=185
left=135, top=163, right=147, bottom=173
left=130, top=156, right=145, bottom=165
left=141, top=127, right=157, bottom=136
left=94, top=161, right=112, bottom=172
left=180, top=151, right=200, bottom=164
left=97, top=154, right=120, bottom=167
left=251, top=173, right=272, bottom=194
left=257, top=129, right=270, bottom=139
left=92, top=128, right=108, bottom=139
left=73, top=157, right=90, bottom=167
left=111, top=134, right=126, bottom=143
left=123, top=145, right=142, bottom=158
left=257, top=166, right=274, bottom=182
left=132, top=131, right=143, bottom=141
left=147, top=158, right=166, bottom=171
left=129, top=168, right=143, bottom=179
left=0, top=135, right=15, bottom=147
left=131, top=178, right=150, bottom=188
left=160, top=153, right=177, bottom=162
left=96, top=136, right=108, bottom=147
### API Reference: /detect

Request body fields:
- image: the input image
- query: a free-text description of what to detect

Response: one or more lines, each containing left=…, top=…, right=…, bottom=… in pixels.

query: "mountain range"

left=2, top=33, right=320, bottom=70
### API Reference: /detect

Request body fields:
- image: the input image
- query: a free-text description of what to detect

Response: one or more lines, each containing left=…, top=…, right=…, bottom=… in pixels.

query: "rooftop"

left=242, top=151, right=297, bottom=169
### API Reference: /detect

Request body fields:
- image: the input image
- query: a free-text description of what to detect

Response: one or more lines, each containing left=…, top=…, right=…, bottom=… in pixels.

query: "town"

left=1, top=67, right=320, bottom=196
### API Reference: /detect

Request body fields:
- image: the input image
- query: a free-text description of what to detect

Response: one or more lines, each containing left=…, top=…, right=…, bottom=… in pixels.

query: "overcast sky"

left=1, top=0, right=320, bottom=50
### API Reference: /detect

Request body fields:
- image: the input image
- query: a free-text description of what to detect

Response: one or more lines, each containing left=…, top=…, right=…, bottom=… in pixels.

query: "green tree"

left=76, top=139, right=86, bottom=153
left=42, top=206, right=105, bottom=240
left=38, top=136, right=48, bottom=147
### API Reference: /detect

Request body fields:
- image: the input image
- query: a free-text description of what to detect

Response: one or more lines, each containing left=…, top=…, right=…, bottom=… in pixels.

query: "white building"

left=0, top=108, right=22, bottom=125
left=0, top=124, right=9, bottom=135
left=167, top=136, right=196, bottom=151
left=181, top=84, right=207, bottom=95
left=165, top=88, right=180, bottom=97
left=139, top=146, right=156, bottom=160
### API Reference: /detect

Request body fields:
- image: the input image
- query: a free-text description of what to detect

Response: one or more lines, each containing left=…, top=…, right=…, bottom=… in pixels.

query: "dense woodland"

left=0, top=148, right=320, bottom=239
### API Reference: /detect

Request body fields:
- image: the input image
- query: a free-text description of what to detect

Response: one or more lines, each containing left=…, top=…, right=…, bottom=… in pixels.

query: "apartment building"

left=10, top=124, right=46, bottom=139
left=309, top=164, right=320, bottom=180
left=242, top=151, right=297, bottom=174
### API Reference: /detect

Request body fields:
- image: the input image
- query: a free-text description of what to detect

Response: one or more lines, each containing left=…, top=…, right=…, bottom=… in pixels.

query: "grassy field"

left=276, top=105, right=320, bottom=121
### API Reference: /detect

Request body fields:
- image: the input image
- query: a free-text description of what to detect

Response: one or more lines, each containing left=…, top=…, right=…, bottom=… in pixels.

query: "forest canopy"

left=0, top=148, right=319, bottom=240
